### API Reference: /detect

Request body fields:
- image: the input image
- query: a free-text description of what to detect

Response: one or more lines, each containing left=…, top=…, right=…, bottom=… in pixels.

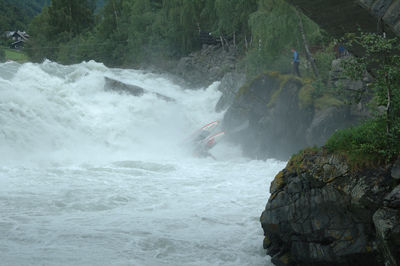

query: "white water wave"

left=0, top=60, right=284, bottom=265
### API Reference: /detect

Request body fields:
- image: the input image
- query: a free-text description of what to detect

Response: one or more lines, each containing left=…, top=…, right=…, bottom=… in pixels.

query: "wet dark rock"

left=104, top=77, right=175, bottom=102
left=384, top=185, right=400, bottom=209
left=287, top=0, right=400, bottom=45
left=373, top=207, right=400, bottom=266
left=215, top=72, right=246, bottom=112
left=104, top=76, right=144, bottom=96
left=392, top=158, right=400, bottom=180
left=260, top=149, right=400, bottom=265
left=305, top=106, right=356, bottom=147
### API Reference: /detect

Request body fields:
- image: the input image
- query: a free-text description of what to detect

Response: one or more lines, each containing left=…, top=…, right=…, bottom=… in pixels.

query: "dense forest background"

left=0, top=0, right=49, bottom=30
left=0, top=0, right=332, bottom=79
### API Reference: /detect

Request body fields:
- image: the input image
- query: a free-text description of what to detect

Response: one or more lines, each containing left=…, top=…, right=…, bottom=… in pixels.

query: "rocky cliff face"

left=173, top=44, right=237, bottom=89
left=215, top=72, right=246, bottom=112
left=260, top=150, right=400, bottom=265
left=172, top=46, right=367, bottom=161
left=286, top=0, right=400, bottom=43
left=222, top=73, right=313, bottom=160
left=222, top=69, right=366, bottom=160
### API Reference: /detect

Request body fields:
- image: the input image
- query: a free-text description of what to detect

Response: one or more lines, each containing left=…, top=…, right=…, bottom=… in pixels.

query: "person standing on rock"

left=291, top=48, right=301, bottom=77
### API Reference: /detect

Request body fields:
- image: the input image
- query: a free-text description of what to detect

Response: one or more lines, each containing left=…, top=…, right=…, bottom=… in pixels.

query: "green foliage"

left=214, top=0, right=257, bottom=41
left=0, top=48, right=5, bottom=62
left=0, top=0, right=30, bottom=31
left=26, top=7, right=56, bottom=61
left=313, top=94, right=343, bottom=111
left=342, top=32, right=400, bottom=134
left=27, top=0, right=96, bottom=63
left=47, top=0, right=96, bottom=40
left=313, top=43, right=335, bottom=82
left=298, top=83, right=314, bottom=109
left=0, top=47, right=28, bottom=62
left=248, top=0, right=299, bottom=57
left=326, top=32, right=400, bottom=167
left=241, top=49, right=291, bottom=80
left=23, top=0, right=260, bottom=66
left=325, top=118, right=400, bottom=167
left=95, top=0, right=106, bottom=10
left=244, top=0, right=324, bottom=79
left=23, top=0, right=330, bottom=77
left=6, top=0, right=50, bottom=18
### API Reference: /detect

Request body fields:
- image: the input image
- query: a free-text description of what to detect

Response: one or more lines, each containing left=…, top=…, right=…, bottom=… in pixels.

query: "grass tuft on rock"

left=287, top=146, right=319, bottom=174
left=325, top=118, right=400, bottom=168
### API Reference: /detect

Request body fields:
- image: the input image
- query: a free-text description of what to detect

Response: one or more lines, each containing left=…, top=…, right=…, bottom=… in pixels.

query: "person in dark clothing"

left=291, top=48, right=301, bottom=77
left=338, top=45, right=347, bottom=57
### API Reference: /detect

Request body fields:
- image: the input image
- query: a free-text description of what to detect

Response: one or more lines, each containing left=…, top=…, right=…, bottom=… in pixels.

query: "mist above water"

left=0, top=60, right=284, bottom=265
left=0, top=60, right=224, bottom=165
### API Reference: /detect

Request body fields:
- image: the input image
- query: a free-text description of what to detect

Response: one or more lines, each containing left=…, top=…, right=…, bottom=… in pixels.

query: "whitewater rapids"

left=0, top=60, right=285, bottom=265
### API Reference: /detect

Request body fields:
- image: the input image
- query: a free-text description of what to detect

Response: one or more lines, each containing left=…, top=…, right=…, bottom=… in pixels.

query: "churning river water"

left=0, top=61, right=285, bottom=266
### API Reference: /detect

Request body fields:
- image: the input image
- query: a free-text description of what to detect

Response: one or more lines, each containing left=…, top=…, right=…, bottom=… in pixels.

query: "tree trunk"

left=295, top=8, right=319, bottom=78
left=69, top=4, right=73, bottom=37
left=113, top=0, right=120, bottom=34
left=383, top=44, right=392, bottom=134
left=385, top=71, right=392, bottom=134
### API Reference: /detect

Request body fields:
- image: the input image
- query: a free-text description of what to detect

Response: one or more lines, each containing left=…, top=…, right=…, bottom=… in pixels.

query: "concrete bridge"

left=286, top=0, right=400, bottom=38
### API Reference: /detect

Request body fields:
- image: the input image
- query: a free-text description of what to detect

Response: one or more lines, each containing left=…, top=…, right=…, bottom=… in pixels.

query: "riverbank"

left=1, top=47, right=29, bottom=63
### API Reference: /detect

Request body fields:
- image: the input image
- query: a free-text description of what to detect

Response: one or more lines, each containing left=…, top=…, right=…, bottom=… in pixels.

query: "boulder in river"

left=104, top=77, right=175, bottom=102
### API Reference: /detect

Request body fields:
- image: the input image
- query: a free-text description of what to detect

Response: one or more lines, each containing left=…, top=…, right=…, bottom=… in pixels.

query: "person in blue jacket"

left=291, top=48, right=301, bottom=77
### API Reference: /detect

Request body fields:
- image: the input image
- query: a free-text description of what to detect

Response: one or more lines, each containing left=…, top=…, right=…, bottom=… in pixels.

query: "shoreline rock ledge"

left=260, top=149, right=400, bottom=266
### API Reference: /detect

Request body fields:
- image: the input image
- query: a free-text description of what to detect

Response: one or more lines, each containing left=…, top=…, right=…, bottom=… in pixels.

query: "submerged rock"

left=260, top=149, right=400, bottom=265
left=104, top=76, right=145, bottom=96
left=104, top=77, right=175, bottom=102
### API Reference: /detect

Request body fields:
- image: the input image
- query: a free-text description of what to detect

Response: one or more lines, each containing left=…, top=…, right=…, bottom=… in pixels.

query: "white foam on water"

left=0, top=60, right=285, bottom=265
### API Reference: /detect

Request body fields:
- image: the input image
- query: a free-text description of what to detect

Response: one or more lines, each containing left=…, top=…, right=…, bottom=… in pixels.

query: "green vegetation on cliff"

left=283, top=32, right=400, bottom=168
left=324, top=32, right=400, bottom=167
left=326, top=118, right=399, bottom=167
